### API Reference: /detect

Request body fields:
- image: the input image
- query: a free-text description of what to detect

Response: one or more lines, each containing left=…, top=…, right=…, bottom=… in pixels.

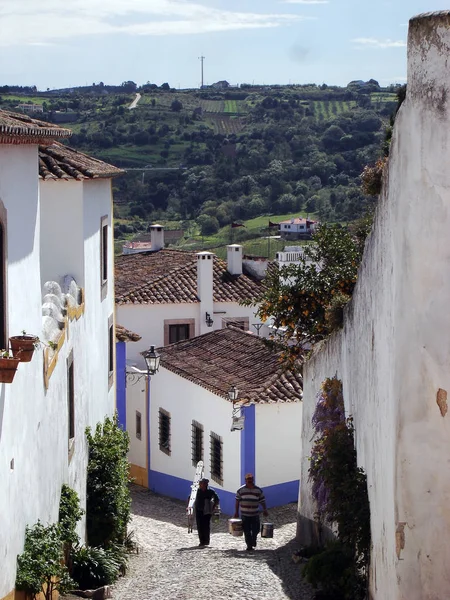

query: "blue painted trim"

left=148, top=469, right=237, bottom=515
left=262, top=479, right=300, bottom=508
left=115, top=342, right=127, bottom=430
left=147, top=378, right=151, bottom=487
left=240, top=404, right=255, bottom=484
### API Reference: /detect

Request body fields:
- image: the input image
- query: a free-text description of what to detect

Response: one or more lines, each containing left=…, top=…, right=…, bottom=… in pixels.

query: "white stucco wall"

left=117, top=301, right=265, bottom=366
left=149, top=367, right=241, bottom=494
left=0, top=151, right=115, bottom=599
left=298, top=13, right=450, bottom=600
left=126, top=376, right=148, bottom=470
left=40, top=180, right=84, bottom=287
left=255, top=402, right=302, bottom=488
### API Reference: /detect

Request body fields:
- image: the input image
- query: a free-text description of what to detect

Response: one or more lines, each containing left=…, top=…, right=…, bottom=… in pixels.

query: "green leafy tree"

left=85, top=415, right=131, bottom=547
left=16, top=522, right=74, bottom=600
left=250, top=224, right=362, bottom=364
left=58, top=484, right=84, bottom=565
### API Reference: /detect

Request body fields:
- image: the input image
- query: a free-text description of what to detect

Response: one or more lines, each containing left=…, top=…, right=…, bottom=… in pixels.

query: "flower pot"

left=10, top=335, right=38, bottom=362
left=0, top=357, right=20, bottom=383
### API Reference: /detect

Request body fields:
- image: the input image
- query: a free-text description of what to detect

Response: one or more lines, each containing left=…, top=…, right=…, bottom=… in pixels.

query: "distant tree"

left=171, top=99, right=183, bottom=112
left=198, top=214, right=219, bottom=235
left=160, top=83, right=170, bottom=90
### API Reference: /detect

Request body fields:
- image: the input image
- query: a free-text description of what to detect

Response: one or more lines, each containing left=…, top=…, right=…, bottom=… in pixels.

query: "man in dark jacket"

left=193, top=478, right=219, bottom=548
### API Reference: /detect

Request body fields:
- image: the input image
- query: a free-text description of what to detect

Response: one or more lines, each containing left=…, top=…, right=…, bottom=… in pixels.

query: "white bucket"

left=228, top=518, right=243, bottom=536
left=261, top=522, right=274, bottom=538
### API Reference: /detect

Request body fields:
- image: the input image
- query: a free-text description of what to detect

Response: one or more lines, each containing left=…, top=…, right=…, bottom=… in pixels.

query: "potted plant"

left=9, top=331, right=40, bottom=363
left=0, top=350, right=20, bottom=383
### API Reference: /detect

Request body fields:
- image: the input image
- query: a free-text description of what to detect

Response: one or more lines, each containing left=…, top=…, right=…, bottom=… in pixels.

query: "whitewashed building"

left=126, top=327, right=302, bottom=515
left=116, top=230, right=271, bottom=363
left=278, top=216, right=317, bottom=238
left=0, top=110, right=121, bottom=600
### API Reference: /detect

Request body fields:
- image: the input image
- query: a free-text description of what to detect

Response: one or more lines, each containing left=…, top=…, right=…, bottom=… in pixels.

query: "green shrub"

left=59, top=484, right=84, bottom=558
left=325, top=292, right=351, bottom=331
left=16, top=521, right=74, bottom=600
left=86, top=414, right=131, bottom=547
left=71, top=545, right=122, bottom=589
left=303, top=541, right=366, bottom=600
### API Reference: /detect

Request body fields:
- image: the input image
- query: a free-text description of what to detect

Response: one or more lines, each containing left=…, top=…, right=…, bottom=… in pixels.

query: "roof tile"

left=158, top=327, right=302, bottom=404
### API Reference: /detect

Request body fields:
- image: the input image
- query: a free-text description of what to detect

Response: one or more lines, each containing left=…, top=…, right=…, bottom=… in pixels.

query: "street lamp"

left=126, top=345, right=161, bottom=384
left=141, top=345, right=161, bottom=376
left=228, top=384, right=239, bottom=402
left=205, top=312, right=214, bottom=327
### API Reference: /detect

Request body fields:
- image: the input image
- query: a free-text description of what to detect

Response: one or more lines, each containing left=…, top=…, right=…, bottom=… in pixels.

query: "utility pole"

left=199, top=55, right=205, bottom=88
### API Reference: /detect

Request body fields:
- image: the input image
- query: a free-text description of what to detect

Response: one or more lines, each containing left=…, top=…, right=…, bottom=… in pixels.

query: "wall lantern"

left=127, top=345, right=161, bottom=384
left=205, top=312, right=214, bottom=328
left=229, top=385, right=245, bottom=431
left=141, top=345, right=161, bottom=375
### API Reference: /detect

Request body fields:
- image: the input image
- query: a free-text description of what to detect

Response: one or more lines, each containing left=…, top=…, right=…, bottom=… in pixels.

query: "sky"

left=0, top=0, right=444, bottom=90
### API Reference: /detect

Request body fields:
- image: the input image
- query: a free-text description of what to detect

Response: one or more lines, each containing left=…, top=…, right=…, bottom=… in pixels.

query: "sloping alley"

left=113, top=487, right=314, bottom=600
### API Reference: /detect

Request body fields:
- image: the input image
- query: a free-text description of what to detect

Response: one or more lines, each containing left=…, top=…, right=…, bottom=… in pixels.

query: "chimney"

left=227, top=244, right=243, bottom=275
left=150, top=224, right=164, bottom=252
left=197, top=252, right=214, bottom=335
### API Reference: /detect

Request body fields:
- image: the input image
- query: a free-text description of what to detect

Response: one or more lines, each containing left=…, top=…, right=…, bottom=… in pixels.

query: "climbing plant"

left=85, top=414, right=131, bottom=547
left=304, top=377, right=371, bottom=600
left=58, top=483, right=84, bottom=565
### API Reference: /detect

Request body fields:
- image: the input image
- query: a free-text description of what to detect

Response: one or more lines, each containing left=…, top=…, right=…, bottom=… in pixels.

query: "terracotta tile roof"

left=115, top=249, right=265, bottom=305
left=39, top=142, right=124, bottom=180
left=279, top=217, right=317, bottom=225
left=0, top=109, right=71, bottom=144
left=116, top=324, right=142, bottom=343
left=158, top=327, right=302, bottom=404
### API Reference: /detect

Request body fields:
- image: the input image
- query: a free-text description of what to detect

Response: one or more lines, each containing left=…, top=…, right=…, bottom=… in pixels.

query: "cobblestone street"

left=112, top=486, right=314, bottom=600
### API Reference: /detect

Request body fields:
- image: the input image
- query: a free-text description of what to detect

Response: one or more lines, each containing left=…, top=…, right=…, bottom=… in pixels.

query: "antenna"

left=199, top=55, right=205, bottom=88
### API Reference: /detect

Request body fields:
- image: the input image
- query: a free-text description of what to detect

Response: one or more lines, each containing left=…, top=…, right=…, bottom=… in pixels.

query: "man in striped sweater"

left=234, top=473, right=268, bottom=551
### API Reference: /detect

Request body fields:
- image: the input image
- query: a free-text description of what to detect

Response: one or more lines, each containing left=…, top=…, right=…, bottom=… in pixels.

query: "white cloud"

left=0, top=0, right=306, bottom=46
left=281, top=1, right=328, bottom=4
left=352, top=37, right=407, bottom=49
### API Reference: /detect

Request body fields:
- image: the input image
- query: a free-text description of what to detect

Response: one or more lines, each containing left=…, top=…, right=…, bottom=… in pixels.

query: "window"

left=100, top=215, right=108, bottom=300
left=67, top=351, right=75, bottom=456
left=191, top=420, right=203, bottom=466
left=210, top=431, right=223, bottom=485
left=108, top=314, right=114, bottom=389
left=136, top=411, right=142, bottom=440
left=169, top=324, right=190, bottom=344
left=158, top=408, right=171, bottom=455
left=164, top=319, right=195, bottom=346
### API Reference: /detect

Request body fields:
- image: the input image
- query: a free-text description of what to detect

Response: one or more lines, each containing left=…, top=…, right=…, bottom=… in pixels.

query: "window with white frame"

left=100, top=215, right=108, bottom=300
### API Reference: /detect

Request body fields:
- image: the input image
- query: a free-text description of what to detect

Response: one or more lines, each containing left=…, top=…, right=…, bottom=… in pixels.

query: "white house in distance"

left=0, top=110, right=121, bottom=600
left=278, top=216, right=317, bottom=238
left=127, top=327, right=302, bottom=514
left=115, top=226, right=271, bottom=364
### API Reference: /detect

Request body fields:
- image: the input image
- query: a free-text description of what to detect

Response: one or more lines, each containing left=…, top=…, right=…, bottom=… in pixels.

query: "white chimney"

left=197, top=252, right=214, bottom=335
left=227, top=244, right=243, bottom=275
left=150, top=224, right=164, bottom=252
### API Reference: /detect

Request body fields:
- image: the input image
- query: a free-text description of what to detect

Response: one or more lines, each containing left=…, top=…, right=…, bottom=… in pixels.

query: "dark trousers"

left=196, top=512, right=212, bottom=545
left=242, top=515, right=260, bottom=548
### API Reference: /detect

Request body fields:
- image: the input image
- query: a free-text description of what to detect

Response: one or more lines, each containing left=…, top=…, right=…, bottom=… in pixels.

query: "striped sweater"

left=236, top=484, right=265, bottom=517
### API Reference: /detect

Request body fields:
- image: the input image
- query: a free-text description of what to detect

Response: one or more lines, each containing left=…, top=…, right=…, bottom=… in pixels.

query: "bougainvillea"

left=308, top=377, right=371, bottom=594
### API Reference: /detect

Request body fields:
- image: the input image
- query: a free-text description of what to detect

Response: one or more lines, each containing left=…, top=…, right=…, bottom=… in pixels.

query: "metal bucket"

left=228, top=518, right=243, bottom=536
left=261, top=522, right=274, bottom=538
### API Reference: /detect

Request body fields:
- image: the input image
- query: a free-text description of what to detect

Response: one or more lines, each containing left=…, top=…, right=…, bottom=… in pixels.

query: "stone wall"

left=298, top=11, right=450, bottom=600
